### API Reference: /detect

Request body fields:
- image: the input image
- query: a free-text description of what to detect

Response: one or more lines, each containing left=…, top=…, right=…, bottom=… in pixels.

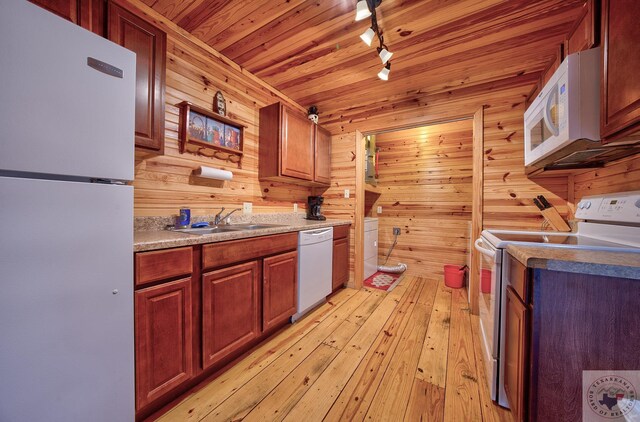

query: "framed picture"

left=178, top=101, right=245, bottom=166
left=207, top=118, right=225, bottom=146
left=188, top=112, right=207, bottom=142
left=224, top=125, right=241, bottom=150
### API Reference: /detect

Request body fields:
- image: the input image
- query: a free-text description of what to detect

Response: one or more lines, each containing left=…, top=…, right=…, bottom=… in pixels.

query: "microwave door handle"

left=474, top=238, right=496, bottom=259
left=543, top=88, right=560, bottom=136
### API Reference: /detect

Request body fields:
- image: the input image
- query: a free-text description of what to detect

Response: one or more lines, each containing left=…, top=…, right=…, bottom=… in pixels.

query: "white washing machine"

left=364, top=217, right=378, bottom=280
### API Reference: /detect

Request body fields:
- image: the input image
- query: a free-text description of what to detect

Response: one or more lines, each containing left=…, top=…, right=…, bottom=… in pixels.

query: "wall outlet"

left=344, top=189, right=350, bottom=199
left=243, top=202, right=253, bottom=214
left=293, top=203, right=298, bottom=212
left=377, top=206, right=382, bottom=214
left=393, top=227, right=401, bottom=235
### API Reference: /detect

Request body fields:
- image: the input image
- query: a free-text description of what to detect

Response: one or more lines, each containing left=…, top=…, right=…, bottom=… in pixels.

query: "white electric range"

left=474, top=190, right=640, bottom=408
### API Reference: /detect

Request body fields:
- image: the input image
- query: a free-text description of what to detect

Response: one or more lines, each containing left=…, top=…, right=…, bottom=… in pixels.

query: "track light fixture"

left=377, top=46, right=392, bottom=64
left=378, top=62, right=391, bottom=80
left=360, top=27, right=375, bottom=46
left=355, top=0, right=371, bottom=21
left=355, top=0, right=393, bottom=80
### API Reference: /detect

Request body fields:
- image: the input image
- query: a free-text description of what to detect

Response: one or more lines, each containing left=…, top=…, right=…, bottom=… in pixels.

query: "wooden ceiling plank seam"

left=190, top=1, right=273, bottom=44
left=220, top=0, right=350, bottom=61
left=177, top=0, right=231, bottom=32
left=281, top=20, right=576, bottom=102
left=251, top=0, right=580, bottom=83
left=204, top=0, right=308, bottom=51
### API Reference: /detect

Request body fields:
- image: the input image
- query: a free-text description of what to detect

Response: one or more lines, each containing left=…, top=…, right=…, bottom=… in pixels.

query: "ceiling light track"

left=355, top=0, right=393, bottom=80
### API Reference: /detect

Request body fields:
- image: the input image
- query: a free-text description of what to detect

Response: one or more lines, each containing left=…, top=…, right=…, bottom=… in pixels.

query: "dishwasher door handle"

left=305, top=228, right=332, bottom=236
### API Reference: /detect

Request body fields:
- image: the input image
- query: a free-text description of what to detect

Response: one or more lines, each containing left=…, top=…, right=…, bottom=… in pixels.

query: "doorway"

left=362, top=120, right=474, bottom=277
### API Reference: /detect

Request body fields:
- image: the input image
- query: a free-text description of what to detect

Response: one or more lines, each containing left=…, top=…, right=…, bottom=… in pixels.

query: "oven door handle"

left=474, top=238, right=496, bottom=259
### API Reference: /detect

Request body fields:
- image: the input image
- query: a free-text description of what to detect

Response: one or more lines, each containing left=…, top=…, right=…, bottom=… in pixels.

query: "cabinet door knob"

left=112, top=289, right=119, bottom=295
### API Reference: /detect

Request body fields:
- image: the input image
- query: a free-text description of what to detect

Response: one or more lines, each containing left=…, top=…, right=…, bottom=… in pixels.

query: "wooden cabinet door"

left=29, top=0, right=105, bottom=36
left=504, top=287, right=529, bottom=422
left=108, top=3, right=166, bottom=152
left=565, top=0, right=598, bottom=55
left=263, top=251, right=298, bottom=330
left=281, top=106, right=314, bottom=181
left=601, top=0, right=640, bottom=141
left=202, top=261, right=260, bottom=369
left=332, top=237, right=349, bottom=290
left=135, top=277, right=193, bottom=410
left=314, top=125, right=332, bottom=185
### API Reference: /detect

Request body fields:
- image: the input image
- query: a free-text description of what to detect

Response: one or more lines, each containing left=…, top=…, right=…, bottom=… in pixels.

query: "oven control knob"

left=578, top=202, right=584, bottom=209
left=635, top=199, right=640, bottom=208
left=585, top=201, right=591, bottom=209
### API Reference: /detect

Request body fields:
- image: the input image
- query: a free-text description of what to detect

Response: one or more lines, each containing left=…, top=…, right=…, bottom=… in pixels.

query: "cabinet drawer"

left=333, top=224, right=350, bottom=240
left=508, top=254, right=529, bottom=304
left=203, top=232, right=297, bottom=270
left=135, top=247, right=193, bottom=287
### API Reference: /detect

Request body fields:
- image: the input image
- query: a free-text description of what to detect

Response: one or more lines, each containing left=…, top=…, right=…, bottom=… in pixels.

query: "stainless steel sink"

left=225, top=224, right=285, bottom=230
left=174, top=226, right=239, bottom=235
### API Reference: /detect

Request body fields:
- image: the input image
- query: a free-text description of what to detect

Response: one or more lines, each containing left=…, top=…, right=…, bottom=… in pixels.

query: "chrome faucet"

left=214, top=207, right=242, bottom=225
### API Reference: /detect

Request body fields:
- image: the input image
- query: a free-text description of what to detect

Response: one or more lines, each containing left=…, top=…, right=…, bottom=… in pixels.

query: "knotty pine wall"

left=322, top=82, right=571, bottom=280
left=572, top=154, right=640, bottom=202
left=321, top=133, right=357, bottom=286
left=370, top=121, right=473, bottom=277
left=127, top=0, right=312, bottom=217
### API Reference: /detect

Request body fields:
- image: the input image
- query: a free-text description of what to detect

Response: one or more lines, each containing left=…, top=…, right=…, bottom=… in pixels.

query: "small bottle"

left=178, top=207, right=191, bottom=228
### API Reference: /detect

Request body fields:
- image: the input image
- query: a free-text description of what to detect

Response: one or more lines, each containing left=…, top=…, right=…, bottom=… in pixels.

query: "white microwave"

left=524, top=47, right=600, bottom=167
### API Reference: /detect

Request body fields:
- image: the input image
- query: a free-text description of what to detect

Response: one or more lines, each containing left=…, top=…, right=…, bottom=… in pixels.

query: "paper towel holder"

left=193, top=166, right=233, bottom=181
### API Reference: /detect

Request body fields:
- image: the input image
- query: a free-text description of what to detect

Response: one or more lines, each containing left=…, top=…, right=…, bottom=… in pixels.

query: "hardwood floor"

left=156, top=276, right=512, bottom=422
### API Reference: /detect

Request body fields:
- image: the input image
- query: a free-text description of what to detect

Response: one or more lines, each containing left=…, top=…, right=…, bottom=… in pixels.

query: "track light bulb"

left=378, top=47, right=393, bottom=64
left=360, top=27, right=375, bottom=46
left=355, top=0, right=371, bottom=21
left=378, top=62, right=391, bottom=81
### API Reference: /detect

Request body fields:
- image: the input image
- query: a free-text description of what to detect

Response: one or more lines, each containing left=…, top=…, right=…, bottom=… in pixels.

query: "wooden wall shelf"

left=178, top=101, right=246, bottom=167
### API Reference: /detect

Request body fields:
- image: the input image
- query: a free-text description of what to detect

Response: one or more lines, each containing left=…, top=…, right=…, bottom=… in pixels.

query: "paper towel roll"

left=193, top=166, right=233, bottom=181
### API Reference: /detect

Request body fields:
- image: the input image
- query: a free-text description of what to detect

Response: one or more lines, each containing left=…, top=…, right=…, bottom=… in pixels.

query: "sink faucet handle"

left=214, top=207, right=225, bottom=225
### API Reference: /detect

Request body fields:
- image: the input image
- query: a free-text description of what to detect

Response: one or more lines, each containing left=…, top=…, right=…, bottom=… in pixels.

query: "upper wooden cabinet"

left=600, top=0, right=640, bottom=143
left=259, top=102, right=331, bottom=186
left=29, top=0, right=106, bottom=36
left=565, top=0, right=598, bottom=55
left=108, top=2, right=166, bottom=152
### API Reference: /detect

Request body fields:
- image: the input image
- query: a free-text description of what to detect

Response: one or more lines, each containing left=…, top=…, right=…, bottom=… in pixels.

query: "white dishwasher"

left=291, top=227, right=334, bottom=322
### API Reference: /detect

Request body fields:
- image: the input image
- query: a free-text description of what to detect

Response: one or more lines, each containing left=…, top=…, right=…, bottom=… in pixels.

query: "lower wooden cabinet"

left=134, top=233, right=300, bottom=418
left=504, top=286, right=529, bottom=422
left=263, top=251, right=298, bottom=331
left=135, top=277, right=193, bottom=410
left=201, top=261, right=260, bottom=370
left=332, top=225, right=350, bottom=290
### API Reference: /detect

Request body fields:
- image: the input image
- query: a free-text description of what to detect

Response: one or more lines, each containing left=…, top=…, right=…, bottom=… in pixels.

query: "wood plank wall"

left=320, top=133, right=357, bottom=287
left=368, top=121, right=474, bottom=277
left=573, top=154, right=640, bottom=200
left=483, top=103, right=569, bottom=230
left=125, top=0, right=313, bottom=217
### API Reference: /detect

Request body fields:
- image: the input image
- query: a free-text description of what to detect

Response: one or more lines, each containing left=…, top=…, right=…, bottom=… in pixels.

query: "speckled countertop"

left=507, top=244, right=640, bottom=280
left=134, top=213, right=351, bottom=252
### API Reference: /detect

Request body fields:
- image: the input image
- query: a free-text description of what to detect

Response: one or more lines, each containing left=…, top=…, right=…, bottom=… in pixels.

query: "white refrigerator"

left=0, top=1, right=136, bottom=421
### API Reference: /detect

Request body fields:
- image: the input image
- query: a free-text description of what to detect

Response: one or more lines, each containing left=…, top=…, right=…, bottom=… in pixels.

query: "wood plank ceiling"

left=142, top=0, right=585, bottom=132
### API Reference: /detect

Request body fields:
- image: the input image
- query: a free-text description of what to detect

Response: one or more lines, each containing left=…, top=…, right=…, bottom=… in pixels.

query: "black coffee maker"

left=306, top=196, right=326, bottom=220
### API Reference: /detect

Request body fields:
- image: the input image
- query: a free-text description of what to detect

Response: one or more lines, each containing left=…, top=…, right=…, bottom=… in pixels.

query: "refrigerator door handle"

left=87, top=57, right=124, bottom=78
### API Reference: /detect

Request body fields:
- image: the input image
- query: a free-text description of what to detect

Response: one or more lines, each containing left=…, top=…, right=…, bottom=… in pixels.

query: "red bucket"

left=481, top=269, right=492, bottom=294
left=444, top=265, right=466, bottom=289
